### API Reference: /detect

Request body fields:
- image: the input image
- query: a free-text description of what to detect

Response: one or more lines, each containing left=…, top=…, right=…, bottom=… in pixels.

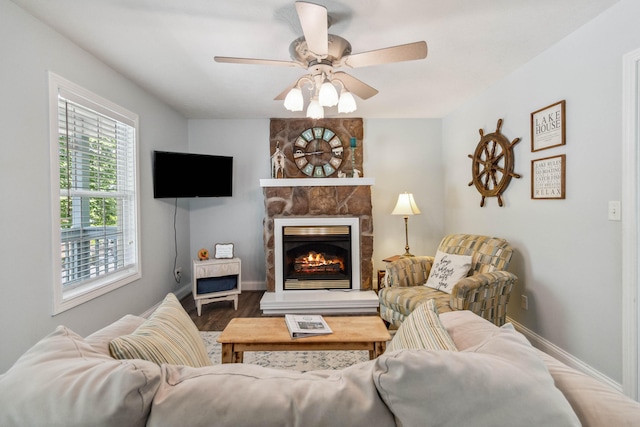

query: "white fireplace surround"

left=260, top=215, right=379, bottom=314
left=274, top=217, right=361, bottom=293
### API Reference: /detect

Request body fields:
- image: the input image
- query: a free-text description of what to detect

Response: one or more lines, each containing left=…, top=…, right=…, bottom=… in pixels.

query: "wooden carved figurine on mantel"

left=468, top=119, right=521, bottom=207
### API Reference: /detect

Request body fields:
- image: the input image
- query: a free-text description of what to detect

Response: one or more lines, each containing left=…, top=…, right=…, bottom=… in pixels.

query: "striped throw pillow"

left=386, top=299, right=458, bottom=352
left=109, top=293, right=211, bottom=367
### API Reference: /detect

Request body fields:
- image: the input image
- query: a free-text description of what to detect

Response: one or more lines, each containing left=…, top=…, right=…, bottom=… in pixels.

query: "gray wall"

left=0, top=0, right=191, bottom=372
left=441, top=0, right=640, bottom=383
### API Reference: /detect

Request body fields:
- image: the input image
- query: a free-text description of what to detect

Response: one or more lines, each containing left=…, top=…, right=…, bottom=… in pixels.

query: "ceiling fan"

left=214, top=1, right=428, bottom=118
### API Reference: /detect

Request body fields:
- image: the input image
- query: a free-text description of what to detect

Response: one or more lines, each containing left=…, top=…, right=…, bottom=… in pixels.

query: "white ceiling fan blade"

left=295, top=1, right=328, bottom=57
left=343, top=41, right=428, bottom=68
left=214, top=56, right=300, bottom=67
left=333, top=72, right=378, bottom=100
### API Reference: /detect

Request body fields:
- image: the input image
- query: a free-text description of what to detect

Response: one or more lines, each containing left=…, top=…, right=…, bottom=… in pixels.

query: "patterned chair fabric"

left=379, top=234, right=517, bottom=327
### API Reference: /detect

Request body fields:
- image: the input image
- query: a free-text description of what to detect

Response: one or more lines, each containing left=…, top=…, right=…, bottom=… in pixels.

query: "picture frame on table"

left=531, top=100, right=566, bottom=152
left=214, top=243, right=234, bottom=259
left=531, top=154, right=566, bottom=200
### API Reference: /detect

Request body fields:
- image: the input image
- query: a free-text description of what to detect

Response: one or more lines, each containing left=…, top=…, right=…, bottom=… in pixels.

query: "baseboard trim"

left=507, top=316, right=622, bottom=393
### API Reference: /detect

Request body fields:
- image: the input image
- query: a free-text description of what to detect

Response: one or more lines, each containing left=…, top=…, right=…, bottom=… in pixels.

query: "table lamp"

left=391, top=193, right=421, bottom=257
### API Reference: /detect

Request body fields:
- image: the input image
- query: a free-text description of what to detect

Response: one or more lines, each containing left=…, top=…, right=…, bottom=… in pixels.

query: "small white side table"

left=192, top=257, right=241, bottom=316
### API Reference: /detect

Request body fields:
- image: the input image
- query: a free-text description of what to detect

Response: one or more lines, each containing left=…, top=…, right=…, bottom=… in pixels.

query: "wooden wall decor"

left=468, top=119, right=521, bottom=207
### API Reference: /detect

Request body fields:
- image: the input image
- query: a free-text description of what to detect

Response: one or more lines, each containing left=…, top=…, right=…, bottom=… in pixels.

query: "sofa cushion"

left=379, top=286, right=453, bottom=320
left=110, top=293, right=211, bottom=367
left=537, top=350, right=640, bottom=427
left=373, top=323, right=580, bottom=427
left=424, top=250, right=472, bottom=294
left=386, top=299, right=457, bottom=352
left=0, top=326, right=161, bottom=427
left=146, top=361, right=395, bottom=427
left=85, top=314, right=146, bottom=355
left=439, top=309, right=500, bottom=350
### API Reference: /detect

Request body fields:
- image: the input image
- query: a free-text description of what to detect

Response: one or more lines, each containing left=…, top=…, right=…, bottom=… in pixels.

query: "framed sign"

left=531, top=155, right=566, bottom=199
left=214, top=243, right=234, bottom=259
left=531, top=100, right=566, bottom=152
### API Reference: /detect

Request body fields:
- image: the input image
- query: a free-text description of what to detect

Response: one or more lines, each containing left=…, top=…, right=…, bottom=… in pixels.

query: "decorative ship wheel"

left=468, top=119, right=521, bottom=207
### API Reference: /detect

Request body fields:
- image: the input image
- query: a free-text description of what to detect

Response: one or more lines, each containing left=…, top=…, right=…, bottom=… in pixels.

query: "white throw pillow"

left=424, top=250, right=472, bottom=294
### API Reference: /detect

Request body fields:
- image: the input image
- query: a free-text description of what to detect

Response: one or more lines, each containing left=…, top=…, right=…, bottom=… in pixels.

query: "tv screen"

left=153, top=150, right=233, bottom=198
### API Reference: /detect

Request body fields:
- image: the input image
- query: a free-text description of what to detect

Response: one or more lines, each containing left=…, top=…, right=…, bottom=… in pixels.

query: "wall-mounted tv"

left=153, top=150, right=233, bottom=198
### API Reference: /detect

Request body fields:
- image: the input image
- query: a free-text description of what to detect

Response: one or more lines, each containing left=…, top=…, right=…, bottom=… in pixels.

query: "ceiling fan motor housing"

left=289, top=34, right=352, bottom=64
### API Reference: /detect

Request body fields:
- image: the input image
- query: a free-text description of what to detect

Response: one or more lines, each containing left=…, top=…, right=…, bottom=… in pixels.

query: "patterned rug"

left=200, top=331, right=370, bottom=371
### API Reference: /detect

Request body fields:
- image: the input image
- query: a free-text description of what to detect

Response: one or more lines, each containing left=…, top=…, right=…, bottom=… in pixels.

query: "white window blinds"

left=50, top=73, right=140, bottom=314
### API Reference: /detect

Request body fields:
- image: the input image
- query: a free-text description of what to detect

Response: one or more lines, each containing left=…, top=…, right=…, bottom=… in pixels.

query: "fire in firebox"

left=293, top=251, right=344, bottom=274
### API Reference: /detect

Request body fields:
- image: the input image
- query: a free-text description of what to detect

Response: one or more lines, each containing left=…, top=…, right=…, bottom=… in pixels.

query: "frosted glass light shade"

left=391, top=193, right=421, bottom=216
left=318, top=81, right=339, bottom=107
left=306, top=98, right=324, bottom=119
left=338, top=90, right=357, bottom=113
left=283, top=88, right=303, bottom=112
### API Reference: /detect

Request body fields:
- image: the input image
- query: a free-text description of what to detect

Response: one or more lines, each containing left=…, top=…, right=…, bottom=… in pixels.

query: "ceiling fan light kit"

left=284, top=87, right=304, bottom=112
left=338, top=89, right=357, bottom=113
left=306, top=98, right=324, bottom=119
left=214, top=2, right=428, bottom=118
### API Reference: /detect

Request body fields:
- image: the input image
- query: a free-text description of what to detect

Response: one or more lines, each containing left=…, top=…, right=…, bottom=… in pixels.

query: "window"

left=49, top=73, right=140, bottom=314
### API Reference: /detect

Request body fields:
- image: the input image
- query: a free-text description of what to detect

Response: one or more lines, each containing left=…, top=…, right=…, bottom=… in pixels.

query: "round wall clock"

left=468, top=118, right=521, bottom=207
left=293, top=127, right=344, bottom=177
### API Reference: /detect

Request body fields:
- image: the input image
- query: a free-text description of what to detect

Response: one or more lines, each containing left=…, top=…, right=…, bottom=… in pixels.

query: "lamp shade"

left=306, top=98, right=324, bottom=119
left=338, top=89, right=357, bottom=113
left=318, top=81, right=339, bottom=107
left=391, top=193, right=421, bottom=216
left=284, top=88, right=303, bottom=112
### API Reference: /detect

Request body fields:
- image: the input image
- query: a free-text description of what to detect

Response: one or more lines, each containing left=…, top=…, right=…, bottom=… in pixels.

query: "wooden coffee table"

left=217, top=316, right=391, bottom=364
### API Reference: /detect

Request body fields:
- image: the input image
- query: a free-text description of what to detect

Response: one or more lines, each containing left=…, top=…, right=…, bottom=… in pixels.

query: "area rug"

left=201, top=331, right=370, bottom=371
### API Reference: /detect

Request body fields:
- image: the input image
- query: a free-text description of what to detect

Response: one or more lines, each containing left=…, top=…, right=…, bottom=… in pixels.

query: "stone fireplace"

left=259, top=178, right=378, bottom=314
left=259, top=118, right=378, bottom=314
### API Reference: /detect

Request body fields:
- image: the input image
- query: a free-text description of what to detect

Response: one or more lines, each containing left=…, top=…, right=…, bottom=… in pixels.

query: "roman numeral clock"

left=293, top=127, right=344, bottom=177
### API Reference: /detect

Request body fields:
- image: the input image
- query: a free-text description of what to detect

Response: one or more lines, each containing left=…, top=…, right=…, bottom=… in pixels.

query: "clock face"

left=293, top=127, right=344, bottom=177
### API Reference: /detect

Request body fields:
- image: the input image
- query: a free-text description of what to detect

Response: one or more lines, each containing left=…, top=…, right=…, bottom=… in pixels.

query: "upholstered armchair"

left=379, top=234, right=517, bottom=327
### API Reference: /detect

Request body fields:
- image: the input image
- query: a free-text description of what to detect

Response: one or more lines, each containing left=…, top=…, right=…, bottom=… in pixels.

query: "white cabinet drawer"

left=195, top=262, right=240, bottom=279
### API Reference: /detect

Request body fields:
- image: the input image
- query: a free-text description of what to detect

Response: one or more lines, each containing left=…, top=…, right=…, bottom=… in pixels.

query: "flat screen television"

left=153, top=150, right=233, bottom=198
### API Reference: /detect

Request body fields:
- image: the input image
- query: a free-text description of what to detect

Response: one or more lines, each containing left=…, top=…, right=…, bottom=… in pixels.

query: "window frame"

left=49, top=72, right=141, bottom=315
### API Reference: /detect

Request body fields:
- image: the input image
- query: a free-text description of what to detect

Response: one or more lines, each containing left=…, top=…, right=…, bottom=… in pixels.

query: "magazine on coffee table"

left=285, top=314, right=333, bottom=339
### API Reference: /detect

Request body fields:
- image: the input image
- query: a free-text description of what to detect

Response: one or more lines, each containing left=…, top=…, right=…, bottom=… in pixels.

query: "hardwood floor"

left=180, top=291, right=265, bottom=331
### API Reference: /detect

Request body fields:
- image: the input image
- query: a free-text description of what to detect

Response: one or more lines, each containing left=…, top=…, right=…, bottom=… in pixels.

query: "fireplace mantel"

left=260, top=178, right=374, bottom=187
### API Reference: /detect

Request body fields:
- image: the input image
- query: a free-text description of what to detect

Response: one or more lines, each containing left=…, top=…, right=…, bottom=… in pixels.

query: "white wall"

left=186, top=119, right=444, bottom=290
left=442, top=0, right=640, bottom=383
left=365, top=120, right=444, bottom=275
left=0, top=0, right=190, bottom=372
left=187, top=120, right=271, bottom=289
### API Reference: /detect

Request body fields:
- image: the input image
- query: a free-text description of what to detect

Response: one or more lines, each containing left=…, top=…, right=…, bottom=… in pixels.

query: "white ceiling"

left=11, top=0, right=619, bottom=119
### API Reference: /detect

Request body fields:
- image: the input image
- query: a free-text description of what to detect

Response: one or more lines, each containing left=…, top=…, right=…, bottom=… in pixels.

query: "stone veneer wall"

left=269, top=118, right=363, bottom=178
left=263, top=118, right=372, bottom=292
left=263, top=185, right=374, bottom=292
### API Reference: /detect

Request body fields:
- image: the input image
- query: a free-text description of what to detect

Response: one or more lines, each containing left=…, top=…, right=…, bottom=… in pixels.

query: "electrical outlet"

left=608, top=201, right=621, bottom=221
left=521, top=295, right=528, bottom=310
left=174, top=267, right=182, bottom=282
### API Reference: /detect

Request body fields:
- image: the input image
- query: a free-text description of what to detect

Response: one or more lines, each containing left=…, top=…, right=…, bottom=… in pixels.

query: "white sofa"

left=1, top=297, right=639, bottom=426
